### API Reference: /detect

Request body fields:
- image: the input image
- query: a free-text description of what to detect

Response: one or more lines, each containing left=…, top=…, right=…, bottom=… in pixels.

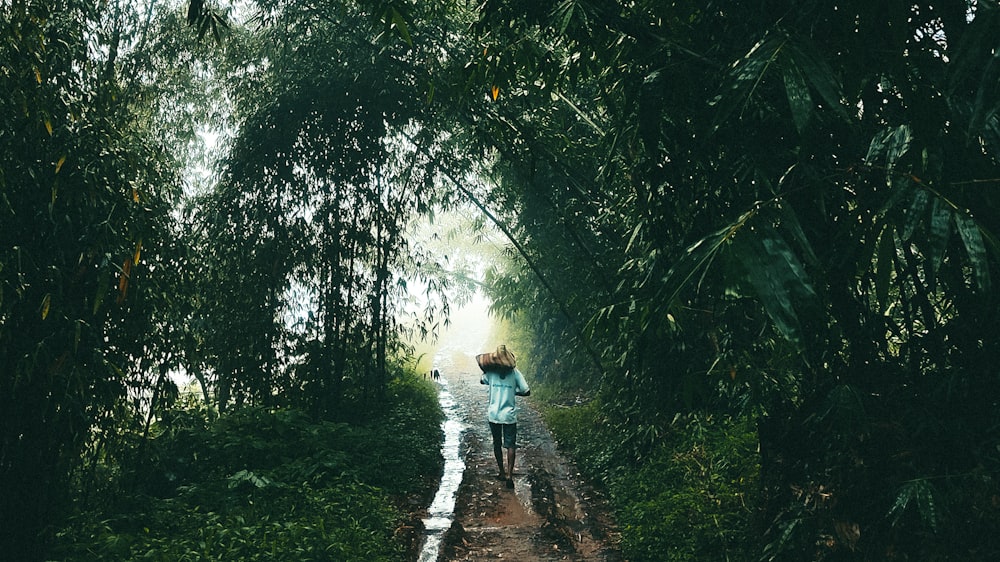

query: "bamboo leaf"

left=389, top=7, right=412, bottom=47
left=552, top=0, right=576, bottom=33
left=865, top=127, right=889, bottom=164
left=790, top=43, right=849, bottom=120
left=885, top=125, right=912, bottom=187
left=876, top=225, right=895, bottom=313
left=927, top=197, right=951, bottom=275
left=783, top=61, right=813, bottom=134
left=902, top=189, right=929, bottom=241
left=890, top=480, right=938, bottom=532
left=187, top=0, right=203, bottom=25
left=658, top=210, right=754, bottom=306
left=198, top=15, right=211, bottom=40
left=40, top=293, right=51, bottom=320
left=710, top=34, right=784, bottom=133
left=625, top=221, right=644, bottom=254
left=917, top=481, right=938, bottom=532
left=868, top=125, right=913, bottom=190
left=93, top=273, right=108, bottom=316
left=960, top=16, right=1000, bottom=138
left=954, top=212, right=991, bottom=292
left=970, top=69, right=1000, bottom=141
left=985, top=114, right=1000, bottom=153
left=777, top=200, right=819, bottom=267
left=118, top=258, right=132, bottom=303
left=735, top=226, right=820, bottom=346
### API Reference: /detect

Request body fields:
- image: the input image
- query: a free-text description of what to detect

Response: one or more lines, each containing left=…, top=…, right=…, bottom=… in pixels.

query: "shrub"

left=52, top=373, right=443, bottom=561
left=545, top=400, right=759, bottom=562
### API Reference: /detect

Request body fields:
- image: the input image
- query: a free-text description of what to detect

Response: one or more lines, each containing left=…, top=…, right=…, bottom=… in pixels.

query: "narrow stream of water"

left=416, top=294, right=492, bottom=561
left=417, top=377, right=465, bottom=562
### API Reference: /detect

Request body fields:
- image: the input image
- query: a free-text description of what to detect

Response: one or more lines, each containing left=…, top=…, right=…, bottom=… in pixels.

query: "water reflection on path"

left=417, top=295, right=492, bottom=562
left=417, top=378, right=464, bottom=562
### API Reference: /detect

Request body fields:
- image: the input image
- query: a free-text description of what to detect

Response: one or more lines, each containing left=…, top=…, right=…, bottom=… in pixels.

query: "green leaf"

left=198, top=16, right=211, bottom=40
left=389, top=7, right=412, bottom=47
left=954, top=212, right=991, bottom=292
left=875, top=225, right=895, bottom=314
left=657, top=209, right=754, bottom=306
left=789, top=43, right=849, bottom=121
left=902, top=189, right=929, bottom=241
left=947, top=4, right=999, bottom=98
left=40, top=293, right=51, bottom=320
left=777, top=199, right=819, bottom=268
left=783, top=60, right=813, bottom=134
left=984, top=114, right=1000, bottom=153
left=187, top=0, right=204, bottom=26
left=734, top=225, right=820, bottom=346
left=867, top=125, right=913, bottom=191
left=865, top=127, right=889, bottom=163
left=710, top=34, right=784, bottom=133
left=552, top=0, right=577, bottom=33
left=228, top=469, right=271, bottom=490
left=625, top=221, right=644, bottom=254
left=93, top=272, right=108, bottom=316
left=889, top=479, right=938, bottom=532
left=927, top=197, right=951, bottom=275
left=885, top=125, right=913, bottom=188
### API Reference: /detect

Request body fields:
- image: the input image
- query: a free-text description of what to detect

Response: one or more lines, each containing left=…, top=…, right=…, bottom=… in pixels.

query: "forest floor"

left=433, top=363, right=623, bottom=562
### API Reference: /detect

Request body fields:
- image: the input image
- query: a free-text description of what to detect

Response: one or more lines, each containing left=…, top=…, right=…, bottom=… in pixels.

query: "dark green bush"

left=545, top=400, right=759, bottom=562
left=52, top=374, right=443, bottom=561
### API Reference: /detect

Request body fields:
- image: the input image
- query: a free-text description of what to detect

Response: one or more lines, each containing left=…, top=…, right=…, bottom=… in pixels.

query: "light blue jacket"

left=481, top=368, right=530, bottom=424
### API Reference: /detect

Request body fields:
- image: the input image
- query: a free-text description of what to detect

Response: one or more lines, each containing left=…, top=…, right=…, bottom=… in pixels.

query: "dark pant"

left=489, top=421, right=517, bottom=451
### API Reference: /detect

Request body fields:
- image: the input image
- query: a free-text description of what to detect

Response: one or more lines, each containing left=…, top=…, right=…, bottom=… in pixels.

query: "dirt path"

left=433, top=351, right=623, bottom=562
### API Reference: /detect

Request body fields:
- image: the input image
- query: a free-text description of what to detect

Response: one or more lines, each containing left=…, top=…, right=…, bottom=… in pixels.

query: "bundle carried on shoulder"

left=476, top=344, right=516, bottom=372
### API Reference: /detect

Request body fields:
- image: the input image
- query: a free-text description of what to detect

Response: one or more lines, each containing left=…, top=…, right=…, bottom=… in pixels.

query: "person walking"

left=478, top=345, right=530, bottom=489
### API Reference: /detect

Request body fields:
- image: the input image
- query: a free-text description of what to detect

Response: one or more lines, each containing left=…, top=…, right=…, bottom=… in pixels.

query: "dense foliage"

left=466, top=1, right=1000, bottom=560
left=51, top=375, right=442, bottom=561
left=1, top=1, right=188, bottom=556
left=4, top=0, right=1000, bottom=560
left=2, top=0, right=450, bottom=557
left=545, top=400, right=759, bottom=562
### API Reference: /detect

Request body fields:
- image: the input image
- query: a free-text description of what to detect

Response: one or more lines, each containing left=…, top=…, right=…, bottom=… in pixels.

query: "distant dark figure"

left=433, top=369, right=440, bottom=381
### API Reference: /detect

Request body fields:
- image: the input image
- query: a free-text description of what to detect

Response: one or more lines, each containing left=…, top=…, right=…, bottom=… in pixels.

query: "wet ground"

left=426, top=345, right=623, bottom=561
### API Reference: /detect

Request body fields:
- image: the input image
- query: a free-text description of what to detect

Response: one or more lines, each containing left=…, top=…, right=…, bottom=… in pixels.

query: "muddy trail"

left=428, top=344, right=623, bottom=562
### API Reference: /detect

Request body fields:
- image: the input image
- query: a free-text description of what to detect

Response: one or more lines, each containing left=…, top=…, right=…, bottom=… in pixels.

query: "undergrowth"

left=543, top=398, right=760, bottom=562
left=51, top=374, right=443, bottom=561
